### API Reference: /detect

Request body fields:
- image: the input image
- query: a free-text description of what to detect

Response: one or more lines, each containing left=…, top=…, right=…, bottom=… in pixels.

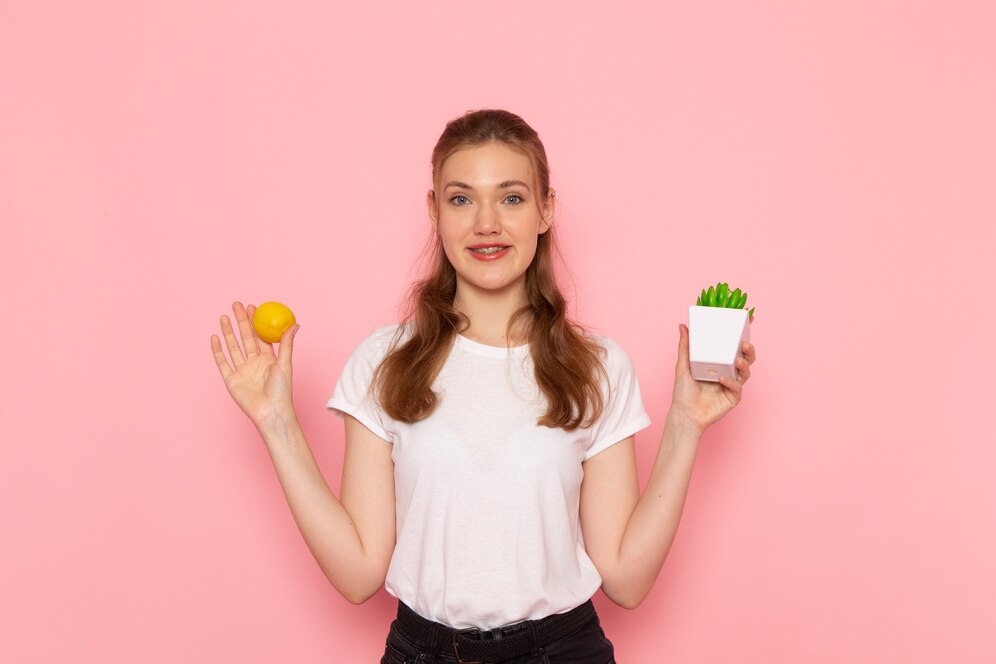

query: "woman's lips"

left=467, top=246, right=511, bottom=261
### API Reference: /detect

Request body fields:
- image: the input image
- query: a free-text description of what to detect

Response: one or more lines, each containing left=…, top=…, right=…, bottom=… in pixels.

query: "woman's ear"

left=539, top=189, right=556, bottom=234
left=426, top=188, right=438, bottom=233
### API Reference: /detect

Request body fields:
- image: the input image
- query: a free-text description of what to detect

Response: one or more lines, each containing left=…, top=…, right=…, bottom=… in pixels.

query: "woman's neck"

left=453, top=281, right=530, bottom=347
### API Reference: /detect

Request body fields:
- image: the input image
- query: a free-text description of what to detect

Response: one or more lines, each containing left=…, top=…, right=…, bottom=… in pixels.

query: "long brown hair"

left=373, top=109, right=606, bottom=431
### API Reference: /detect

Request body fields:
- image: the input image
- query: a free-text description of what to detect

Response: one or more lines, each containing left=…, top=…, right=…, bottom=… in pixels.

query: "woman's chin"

left=459, top=273, right=526, bottom=296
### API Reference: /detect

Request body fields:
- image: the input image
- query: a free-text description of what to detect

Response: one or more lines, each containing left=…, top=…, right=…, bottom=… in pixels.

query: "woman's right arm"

left=211, top=302, right=395, bottom=604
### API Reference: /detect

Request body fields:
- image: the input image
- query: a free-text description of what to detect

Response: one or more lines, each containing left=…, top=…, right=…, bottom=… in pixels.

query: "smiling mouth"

left=469, top=245, right=509, bottom=255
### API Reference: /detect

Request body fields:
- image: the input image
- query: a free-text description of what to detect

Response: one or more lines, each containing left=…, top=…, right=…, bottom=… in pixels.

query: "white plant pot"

left=688, top=305, right=751, bottom=382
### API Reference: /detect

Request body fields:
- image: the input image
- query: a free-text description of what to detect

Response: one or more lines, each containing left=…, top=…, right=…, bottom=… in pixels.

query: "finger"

left=675, top=324, right=691, bottom=375
left=246, top=304, right=275, bottom=357
left=233, top=302, right=260, bottom=356
left=220, top=314, right=245, bottom=367
left=277, top=323, right=299, bottom=374
left=720, top=374, right=742, bottom=391
left=719, top=375, right=743, bottom=401
left=741, top=341, right=756, bottom=365
left=736, top=356, right=751, bottom=383
left=210, top=334, right=234, bottom=381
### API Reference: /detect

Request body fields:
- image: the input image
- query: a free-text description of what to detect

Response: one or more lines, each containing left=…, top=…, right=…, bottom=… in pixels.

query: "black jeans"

left=380, top=601, right=617, bottom=664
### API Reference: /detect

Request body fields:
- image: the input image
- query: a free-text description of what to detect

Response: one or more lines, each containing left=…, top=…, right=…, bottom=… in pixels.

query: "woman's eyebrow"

left=444, top=179, right=532, bottom=191
left=498, top=179, right=531, bottom=190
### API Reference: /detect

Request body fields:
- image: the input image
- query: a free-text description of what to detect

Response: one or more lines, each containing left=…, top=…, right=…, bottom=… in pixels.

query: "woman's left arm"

left=579, top=324, right=756, bottom=609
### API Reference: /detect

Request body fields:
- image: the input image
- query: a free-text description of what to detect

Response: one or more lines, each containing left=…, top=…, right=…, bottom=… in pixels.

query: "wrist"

left=255, top=406, right=299, bottom=439
left=665, top=408, right=705, bottom=442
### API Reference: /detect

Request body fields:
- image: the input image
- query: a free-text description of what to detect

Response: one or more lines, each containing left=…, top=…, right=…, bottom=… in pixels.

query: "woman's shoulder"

left=367, top=322, right=405, bottom=342
left=578, top=329, right=636, bottom=373
left=351, top=321, right=413, bottom=356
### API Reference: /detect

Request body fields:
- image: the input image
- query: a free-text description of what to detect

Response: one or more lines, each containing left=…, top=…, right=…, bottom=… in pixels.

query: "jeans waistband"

left=395, top=599, right=597, bottom=663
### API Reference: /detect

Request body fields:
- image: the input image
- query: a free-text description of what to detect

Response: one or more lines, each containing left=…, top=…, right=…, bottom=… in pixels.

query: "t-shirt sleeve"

left=326, top=326, right=397, bottom=443
left=584, top=338, right=652, bottom=461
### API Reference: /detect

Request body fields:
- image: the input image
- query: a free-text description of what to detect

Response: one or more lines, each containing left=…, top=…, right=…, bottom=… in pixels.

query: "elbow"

left=609, top=592, right=644, bottom=610
left=344, top=591, right=370, bottom=605
left=326, top=566, right=385, bottom=605
left=602, top=581, right=649, bottom=610
left=341, top=583, right=381, bottom=605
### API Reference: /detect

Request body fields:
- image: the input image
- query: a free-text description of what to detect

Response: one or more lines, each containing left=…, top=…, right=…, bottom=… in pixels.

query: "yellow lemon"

left=252, top=301, right=296, bottom=343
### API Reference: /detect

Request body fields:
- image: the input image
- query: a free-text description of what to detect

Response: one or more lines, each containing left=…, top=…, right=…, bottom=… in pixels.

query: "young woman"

left=211, top=109, right=756, bottom=663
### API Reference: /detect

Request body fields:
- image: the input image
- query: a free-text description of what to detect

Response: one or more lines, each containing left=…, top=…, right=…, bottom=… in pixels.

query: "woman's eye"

left=505, top=194, right=523, bottom=204
left=450, top=195, right=470, bottom=205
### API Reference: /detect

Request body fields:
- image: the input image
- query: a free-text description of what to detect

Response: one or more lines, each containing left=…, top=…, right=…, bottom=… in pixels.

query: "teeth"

left=471, top=246, right=507, bottom=254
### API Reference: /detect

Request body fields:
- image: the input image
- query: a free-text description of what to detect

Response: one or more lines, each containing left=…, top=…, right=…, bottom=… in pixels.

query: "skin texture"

left=209, top=140, right=757, bottom=608
left=211, top=304, right=395, bottom=604
left=426, top=141, right=553, bottom=346
left=580, top=327, right=755, bottom=609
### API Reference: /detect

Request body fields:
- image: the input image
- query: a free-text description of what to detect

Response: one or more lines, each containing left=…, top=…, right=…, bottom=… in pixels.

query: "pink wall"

left=3, top=1, right=994, bottom=661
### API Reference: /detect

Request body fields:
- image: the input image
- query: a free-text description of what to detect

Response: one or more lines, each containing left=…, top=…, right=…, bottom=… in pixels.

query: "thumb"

left=676, top=323, right=690, bottom=375
left=277, top=323, right=299, bottom=372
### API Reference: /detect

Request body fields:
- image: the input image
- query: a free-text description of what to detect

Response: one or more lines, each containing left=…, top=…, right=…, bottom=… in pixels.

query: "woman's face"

left=427, top=141, right=554, bottom=300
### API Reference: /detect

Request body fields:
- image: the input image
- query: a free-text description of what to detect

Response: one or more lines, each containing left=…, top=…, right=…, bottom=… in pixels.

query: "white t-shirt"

left=326, top=324, right=651, bottom=630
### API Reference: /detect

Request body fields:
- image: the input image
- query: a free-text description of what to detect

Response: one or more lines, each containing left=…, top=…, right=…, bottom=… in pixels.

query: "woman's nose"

left=474, top=204, right=501, bottom=234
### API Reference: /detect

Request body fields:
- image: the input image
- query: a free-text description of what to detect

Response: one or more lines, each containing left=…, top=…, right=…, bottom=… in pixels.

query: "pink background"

left=3, top=1, right=994, bottom=661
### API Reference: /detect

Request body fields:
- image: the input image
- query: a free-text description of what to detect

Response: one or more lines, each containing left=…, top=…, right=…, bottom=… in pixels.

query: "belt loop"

left=527, top=618, right=540, bottom=652
left=425, top=616, right=437, bottom=662
left=429, top=629, right=439, bottom=653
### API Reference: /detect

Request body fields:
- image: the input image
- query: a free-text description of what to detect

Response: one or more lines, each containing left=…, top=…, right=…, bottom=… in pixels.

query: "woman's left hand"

left=669, top=323, right=756, bottom=436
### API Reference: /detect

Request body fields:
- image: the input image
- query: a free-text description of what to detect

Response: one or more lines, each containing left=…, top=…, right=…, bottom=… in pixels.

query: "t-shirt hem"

left=584, top=414, right=652, bottom=461
left=326, top=397, right=392, bottom=443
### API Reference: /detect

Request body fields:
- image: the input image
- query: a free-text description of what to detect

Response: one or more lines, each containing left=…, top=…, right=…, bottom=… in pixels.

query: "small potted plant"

left=688, top=282, right=755, bottom=382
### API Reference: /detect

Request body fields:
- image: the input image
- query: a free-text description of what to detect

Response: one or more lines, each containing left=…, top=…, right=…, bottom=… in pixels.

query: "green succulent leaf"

left=749, top=307, right=755, bottom=320
left=695, top=283, right=754, bottom=317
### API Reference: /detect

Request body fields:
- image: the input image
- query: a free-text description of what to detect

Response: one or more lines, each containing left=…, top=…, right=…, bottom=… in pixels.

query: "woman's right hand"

left=210, top=301, right=300, bottom=431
